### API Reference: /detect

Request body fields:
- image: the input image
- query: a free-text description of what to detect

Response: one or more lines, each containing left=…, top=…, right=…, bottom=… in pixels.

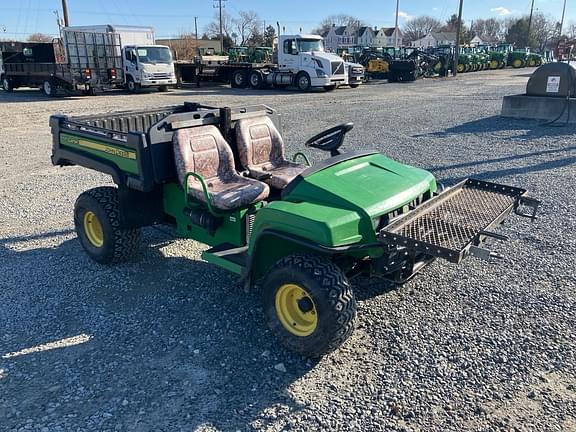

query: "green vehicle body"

left=49, top=103, right=538, bottom=356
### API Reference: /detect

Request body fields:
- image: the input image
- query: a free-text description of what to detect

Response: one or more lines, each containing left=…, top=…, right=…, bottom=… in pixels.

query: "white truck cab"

left=123, top=45, right=176, bottom=92
left=276, top=34, right=349, bottom=90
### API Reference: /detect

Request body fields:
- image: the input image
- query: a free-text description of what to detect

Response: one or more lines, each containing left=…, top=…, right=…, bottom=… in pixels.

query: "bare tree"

left=234, top=10, right=261, bottom=46
left=27, top=33, right=53, bottom=43
left=471, top=18, right=504, bottom=42
left=312, top=14, right=366, bottom=36
left=164, top=33, right=199, bottom=60
left=402, top=16, right=442, bottom=42
left=205, top=10, right=233, bottom=39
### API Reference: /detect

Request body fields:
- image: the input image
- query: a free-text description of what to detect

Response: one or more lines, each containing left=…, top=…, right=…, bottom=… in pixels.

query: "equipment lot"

left=1, top=69, right=575, bottom=431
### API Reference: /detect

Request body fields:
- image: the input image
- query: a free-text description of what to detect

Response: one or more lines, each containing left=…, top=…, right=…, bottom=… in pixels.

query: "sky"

left=0, top=0, right=571, bottom=40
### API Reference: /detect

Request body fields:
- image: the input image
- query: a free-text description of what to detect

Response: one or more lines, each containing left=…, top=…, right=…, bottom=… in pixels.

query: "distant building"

left=411, top=32, right=457, bottom=48
left=469, top=35, right=484, bottom=47
left=373, top=27, right=403, bottom=47
left=324, top=25, right=357, bottom=52
left=357, top=27, right=376, bottom=47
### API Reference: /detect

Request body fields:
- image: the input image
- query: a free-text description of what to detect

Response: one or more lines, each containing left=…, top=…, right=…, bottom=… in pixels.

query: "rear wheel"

left=2, top=77, right=13, bottom=92
left=74, top=187, right=141, bottom=264
left=231, top=70, right=247, bottom=88
left=295, top=72, right=311, bottom=91
left=349, top=83, right=360, bottom=88
left=248, top=70, right=263, bottom=89
left=457, top=64, right=465, bottom=73
left=42, top=80, right=57, bottom=97
left=262, top=254, right=356, bottom=357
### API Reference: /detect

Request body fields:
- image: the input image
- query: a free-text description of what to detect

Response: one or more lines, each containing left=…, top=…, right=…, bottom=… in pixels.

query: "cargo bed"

left=379, top=179, right=539, bottom=263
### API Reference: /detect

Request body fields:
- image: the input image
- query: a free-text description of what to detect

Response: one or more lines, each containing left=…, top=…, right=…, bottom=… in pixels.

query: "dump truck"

left=50, top=103, right=539, bottom=357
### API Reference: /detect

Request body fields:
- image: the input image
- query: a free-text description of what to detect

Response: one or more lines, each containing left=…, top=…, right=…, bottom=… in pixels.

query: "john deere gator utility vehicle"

left=50, top=103, right=539, bottom=357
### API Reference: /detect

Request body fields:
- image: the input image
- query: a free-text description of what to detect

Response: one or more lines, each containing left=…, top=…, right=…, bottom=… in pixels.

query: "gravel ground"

left=1, top=69, right=575, bottom=432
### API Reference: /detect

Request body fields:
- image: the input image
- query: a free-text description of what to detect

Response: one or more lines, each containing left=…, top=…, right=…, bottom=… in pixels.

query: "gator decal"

left=61, top=133, right=139, bottom=175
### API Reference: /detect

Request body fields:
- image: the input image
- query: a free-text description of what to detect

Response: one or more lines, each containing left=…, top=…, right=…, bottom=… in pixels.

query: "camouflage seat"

left=173, top=125, right=269, bottom=211
left=235, top=116, right=307, bottom=189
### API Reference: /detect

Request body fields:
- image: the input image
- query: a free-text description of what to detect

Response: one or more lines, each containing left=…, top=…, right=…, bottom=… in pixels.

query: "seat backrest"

left=235, top=116, right=286, bottom=169
left=173, top=125, right=236, bottom=186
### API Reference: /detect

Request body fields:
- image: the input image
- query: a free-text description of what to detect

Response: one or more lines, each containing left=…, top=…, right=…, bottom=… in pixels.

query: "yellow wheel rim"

left=490, top=60, right=499, bottom=69
left=457, top=64, right=465, bottom=73
left=513, top=59, right=522, bottom=68
left=275, top=284, right=318, bottom=337
left=83, top=211, right=104, bottom=247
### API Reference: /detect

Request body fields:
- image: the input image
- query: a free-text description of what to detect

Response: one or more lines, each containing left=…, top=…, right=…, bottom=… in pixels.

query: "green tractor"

left=496, top=44, right=527, bottom=68
left=50, top=103, right=539, bottom=357
left=248, top=47, right=273, bottom=64
left=526, top=52, right=544, bottom=67
left=457, top=52, right=472, bottom=73
left=228, top=47, right=249, bottom=63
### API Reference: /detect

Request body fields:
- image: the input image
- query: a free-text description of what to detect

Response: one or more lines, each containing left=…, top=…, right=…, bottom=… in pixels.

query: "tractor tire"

left=74, top=187, right=141, bottom=264
left=512, top=59, right=523, bottom=68
left=248, top=70, right=264, bottom=89
left=295, top=72, right=311, bottom=91
left=231, top=70, right=247, bottom=88
left=2, top=76, right=14, bottom=92
left=457, top=64, right=465, bottom=73
left=490, top=60, right=499, bottom=70
left=262, top=253, right=357, bottom=357
left=126, top=76, right=139, bottom=93
left=42, top=80, right=58, bottom=97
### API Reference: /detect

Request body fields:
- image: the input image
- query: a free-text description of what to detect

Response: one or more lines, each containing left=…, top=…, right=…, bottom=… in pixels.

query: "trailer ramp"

left=379, top=179, right=539, bottom=263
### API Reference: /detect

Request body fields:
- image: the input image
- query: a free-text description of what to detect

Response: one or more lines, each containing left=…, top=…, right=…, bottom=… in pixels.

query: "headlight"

left=316, top=69, right=328, bottom=78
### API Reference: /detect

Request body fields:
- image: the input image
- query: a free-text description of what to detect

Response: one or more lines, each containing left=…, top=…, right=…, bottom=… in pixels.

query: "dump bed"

left=50, top=103, right=278, bottom=192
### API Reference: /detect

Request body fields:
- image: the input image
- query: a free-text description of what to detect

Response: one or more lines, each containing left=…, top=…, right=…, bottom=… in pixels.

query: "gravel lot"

left=1, top=69, right=575, bottom=431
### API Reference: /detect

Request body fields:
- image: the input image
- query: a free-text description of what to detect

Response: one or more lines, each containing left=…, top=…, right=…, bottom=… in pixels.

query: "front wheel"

left=262, top=254, right=357, bottom=357
left=158, top=85, right=169, bottom=92
left=2, top=77, right=13, bottom=92
left=324, top=84, right=337, bottom=92
left=126, top=77, right=139, bottom=93
left=74, top=187, right=141, bottom=264
left=295, top=72, right=311, bottom=91
left=349, top=83, right=360, bottom=89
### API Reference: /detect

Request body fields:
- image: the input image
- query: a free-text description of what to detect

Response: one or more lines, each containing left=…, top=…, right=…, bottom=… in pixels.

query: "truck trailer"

left=176, top=35, right=364, bottom=91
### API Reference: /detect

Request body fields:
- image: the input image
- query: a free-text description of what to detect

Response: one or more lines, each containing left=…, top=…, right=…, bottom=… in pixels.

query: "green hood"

left=284, top=152, right=436, bottom=218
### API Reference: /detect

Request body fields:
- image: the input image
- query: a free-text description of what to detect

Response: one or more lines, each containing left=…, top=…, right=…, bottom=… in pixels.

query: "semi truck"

left=176, top=34, right=363, bottom=91
left=1, top=25, right=176, bottom=96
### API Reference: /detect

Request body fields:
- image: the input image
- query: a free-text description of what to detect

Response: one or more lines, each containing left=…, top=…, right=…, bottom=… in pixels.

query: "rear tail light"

left=82, top=68, right=92, bottom=80
left=108, top=68, right=117, bottom=80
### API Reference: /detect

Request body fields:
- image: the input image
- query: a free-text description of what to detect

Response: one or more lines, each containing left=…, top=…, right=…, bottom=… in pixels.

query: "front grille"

left=351, top=66, right=364, bottom=76
left=331, top=61, right=345, bottom=75
left=151, top=73, right=171, bottom=79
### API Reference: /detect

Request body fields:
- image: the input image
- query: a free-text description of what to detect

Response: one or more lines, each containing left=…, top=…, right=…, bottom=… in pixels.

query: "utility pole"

left=213, top=0, right=227, bottom=53
left=194, top=16, right=199, bottom=56
left=453, top=0, right=464, bottom=76
left=61, top=0, right=70, bottom=27
left=527, top=0, right=535, bottom=46
left=559, top=0, right=567, bottom=37
left=394, top=0, right=400, bottom=48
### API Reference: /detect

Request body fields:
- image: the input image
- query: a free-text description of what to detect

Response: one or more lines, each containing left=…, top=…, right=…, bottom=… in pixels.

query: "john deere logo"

left=61, top=133, right=136, bottom=160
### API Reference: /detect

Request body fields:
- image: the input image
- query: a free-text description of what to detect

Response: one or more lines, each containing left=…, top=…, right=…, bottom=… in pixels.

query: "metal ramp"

left=379, top=179, right=539, bottom=263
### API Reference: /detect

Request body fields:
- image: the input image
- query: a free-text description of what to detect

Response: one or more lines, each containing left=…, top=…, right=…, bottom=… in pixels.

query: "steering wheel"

left=305, top=123, right=354, bottom=157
